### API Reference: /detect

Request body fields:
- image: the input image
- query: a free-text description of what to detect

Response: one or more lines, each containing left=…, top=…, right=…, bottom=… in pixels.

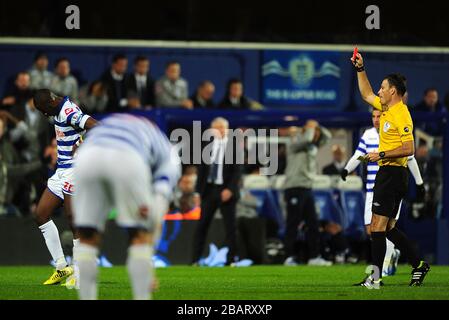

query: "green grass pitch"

left=1, top=265, right=449, bottom=300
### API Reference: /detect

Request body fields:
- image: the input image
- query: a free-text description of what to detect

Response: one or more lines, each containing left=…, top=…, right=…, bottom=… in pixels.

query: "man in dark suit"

left=322, top=144, right=347, bottom=175
left=218, top=78, right=251, bottom=110
left=190, top=80, right=215, bottom=109
left=192, top=117, right=243, bottom=265
left=125, top=56, right=155, bottom=108
left=100, top=53, right=128, bottom=113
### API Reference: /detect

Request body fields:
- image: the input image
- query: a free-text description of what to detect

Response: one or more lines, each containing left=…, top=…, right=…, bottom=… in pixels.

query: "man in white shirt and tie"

left=192, top=117, right=243, bottom=265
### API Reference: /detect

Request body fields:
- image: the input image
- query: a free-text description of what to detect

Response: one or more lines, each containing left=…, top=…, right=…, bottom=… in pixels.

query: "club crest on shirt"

left=71, top=113, right=80, bottom=123
left=383, top=121, right=391, bottom=133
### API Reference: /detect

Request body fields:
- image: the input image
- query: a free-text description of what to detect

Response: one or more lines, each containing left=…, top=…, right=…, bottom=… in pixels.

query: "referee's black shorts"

left=372, top=165, right=409, bottom=218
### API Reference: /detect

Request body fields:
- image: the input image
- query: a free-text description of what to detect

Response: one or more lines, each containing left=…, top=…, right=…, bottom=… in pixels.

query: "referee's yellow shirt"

left=371, top=96, right=414, bottom=167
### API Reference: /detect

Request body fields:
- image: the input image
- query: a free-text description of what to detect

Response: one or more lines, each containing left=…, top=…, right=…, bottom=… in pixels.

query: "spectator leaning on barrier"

left=126, top=55, right=155, bottom=108
left=283, top=120, right=333, bottom=266
left=50, top=57, right=79, bottom=101
left=100, top=53, right=129, bottom=112
left=29, top=52, right=53, bottom=90
left=190, top=80, right=215, bottom=109
left=155, top=61, right=192, bottom=109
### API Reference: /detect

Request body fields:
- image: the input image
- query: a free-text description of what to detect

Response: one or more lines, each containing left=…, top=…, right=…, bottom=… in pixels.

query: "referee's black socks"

left=387, top=227, right=420, bottom=268
left=371, top=231, right=386, bottom=280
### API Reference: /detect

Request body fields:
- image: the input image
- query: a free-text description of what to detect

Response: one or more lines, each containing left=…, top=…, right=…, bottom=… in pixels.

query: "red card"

left=352, top=46, right=358, bottom=60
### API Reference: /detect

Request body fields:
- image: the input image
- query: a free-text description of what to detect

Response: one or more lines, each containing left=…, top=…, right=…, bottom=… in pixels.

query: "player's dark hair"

left=33, top=89, right=52, bottom=108
left=112, top=53, right=127, bottom=63
left=385, top=73, right=407, bottom=96
left=134, top=55, right=148, bottom=64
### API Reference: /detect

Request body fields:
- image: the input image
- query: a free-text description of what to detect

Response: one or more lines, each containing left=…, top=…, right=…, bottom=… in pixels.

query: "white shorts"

left=73, top=145, right=155, bottom=232
left=364, top=191, right=402, bottom=225
left=47, top=168, right=75, bottom=200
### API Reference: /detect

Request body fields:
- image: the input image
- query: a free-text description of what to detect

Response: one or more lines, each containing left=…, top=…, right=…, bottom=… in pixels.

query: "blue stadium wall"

left=1, top=41, right=449, bottom=110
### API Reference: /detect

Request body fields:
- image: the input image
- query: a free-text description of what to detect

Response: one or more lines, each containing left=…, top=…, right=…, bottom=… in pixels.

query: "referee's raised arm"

left=351, top=52, right=380, bottom=109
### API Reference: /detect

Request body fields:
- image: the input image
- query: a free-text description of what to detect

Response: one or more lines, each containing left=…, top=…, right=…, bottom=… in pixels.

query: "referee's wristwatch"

left=379, top=151, right=386, bottom=159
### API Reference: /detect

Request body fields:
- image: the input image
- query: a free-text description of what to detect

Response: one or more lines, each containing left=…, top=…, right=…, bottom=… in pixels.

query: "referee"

left=351, top=52, right=430, bottom=289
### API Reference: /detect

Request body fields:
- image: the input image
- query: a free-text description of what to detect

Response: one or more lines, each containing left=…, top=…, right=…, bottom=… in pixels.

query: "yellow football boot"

left=43, top=266, right=74, bottom=285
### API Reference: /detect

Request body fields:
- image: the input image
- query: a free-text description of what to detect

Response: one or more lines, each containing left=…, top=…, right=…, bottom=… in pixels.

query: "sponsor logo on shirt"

left=64, top=107, right=74, bottom=115
left=56, top=129, right=65, bottom=138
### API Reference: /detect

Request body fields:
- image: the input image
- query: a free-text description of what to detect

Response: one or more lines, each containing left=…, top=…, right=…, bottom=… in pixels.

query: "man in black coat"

left=218, top=78, right=251, bottom=110
left=100, top=53, right=128, bottom=112
left=190, top=80, right=215, bottom=109
left=125, top=56, right=155, bottom=108
left=192, top=117, right=243, bottom=265
left=322, top=144, right=347, bottom=176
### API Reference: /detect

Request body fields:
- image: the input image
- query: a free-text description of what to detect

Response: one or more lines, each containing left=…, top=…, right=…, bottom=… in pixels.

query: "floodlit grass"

left=1, top=265, right=448, bottom=300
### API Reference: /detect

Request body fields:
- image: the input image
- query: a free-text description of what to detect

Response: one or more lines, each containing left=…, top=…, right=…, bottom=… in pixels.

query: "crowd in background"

left=0, top=51, right=263, bottom=216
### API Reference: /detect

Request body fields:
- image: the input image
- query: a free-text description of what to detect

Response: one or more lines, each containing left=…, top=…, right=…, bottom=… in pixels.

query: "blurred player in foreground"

left=341, top=109, right=425, bottom=280
left=33, top=89, right=97, bottom=285
left=73, top=114, right=180, bottom=300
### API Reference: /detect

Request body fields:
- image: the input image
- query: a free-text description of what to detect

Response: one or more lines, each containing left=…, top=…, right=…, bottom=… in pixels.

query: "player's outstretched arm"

left=351, top=52, right=378, bottom=107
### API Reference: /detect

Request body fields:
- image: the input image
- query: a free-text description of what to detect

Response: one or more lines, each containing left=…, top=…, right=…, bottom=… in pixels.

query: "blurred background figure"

left=219, top=78, right=251, bottom=110
left=414, top=88, right=445, bottom=136
left=155, top=61, right=192, bottom=109
left=0, top=112, right=42, bottom=216
left=1, top=72, right=33, bottom=118
left=322, top=144, right=347, bottom=175
left=79, top=80, right=109, bottom=114
left=126, top=55, right=155, bottom=109
left=414, top=88, right=443, bottom=113
left=173, top=170, right=199, bottom=213
left=283, top=120, right=333, bottom=266
left=191, top=80, right=215, bottom=109
left=192, top=117, right=243, bottom=265
left=43, top=138, right=58, bottom=178
left=50, top=57, right=79, bottom=101
left=236, top=163, right=268, bottom=265
left=100, top=53, right=129, bottom=112
left=29, top=52, right=53, bottom=90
